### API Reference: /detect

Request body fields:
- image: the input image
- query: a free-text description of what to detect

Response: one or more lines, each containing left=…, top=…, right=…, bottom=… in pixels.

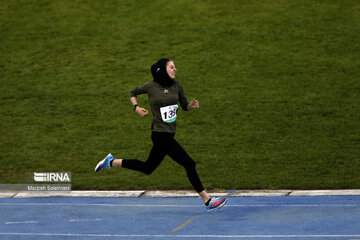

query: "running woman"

left=95, top=58, right=227, bottom=211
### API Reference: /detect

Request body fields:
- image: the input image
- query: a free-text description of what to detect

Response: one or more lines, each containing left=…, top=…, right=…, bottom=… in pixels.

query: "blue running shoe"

left=206, top=197, right=227, bottom=211
left=95, top=153, right=114, bottom=172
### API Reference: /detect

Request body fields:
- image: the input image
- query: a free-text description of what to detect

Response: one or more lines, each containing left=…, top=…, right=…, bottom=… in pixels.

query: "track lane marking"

left=69, top=219, right=103, bottom=222
left=5, top=221, right=39, bottom=225
left=0, top=203, right=359, bottom=207
left=170, top=216, right=198, bottom=233
left=1, top=233, right=360, bottom=238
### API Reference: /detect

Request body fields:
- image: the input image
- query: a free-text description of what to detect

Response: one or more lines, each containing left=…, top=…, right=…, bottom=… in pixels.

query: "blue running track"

left=0, top=196, right=360, bottom=240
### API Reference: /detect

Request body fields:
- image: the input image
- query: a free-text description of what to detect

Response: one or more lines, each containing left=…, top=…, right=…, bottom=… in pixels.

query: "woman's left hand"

left=188, top=98, right=199, bottom=110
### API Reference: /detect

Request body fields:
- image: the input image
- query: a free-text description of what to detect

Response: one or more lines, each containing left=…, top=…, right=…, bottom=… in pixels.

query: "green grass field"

left=1, top=0, right=360, bottom=190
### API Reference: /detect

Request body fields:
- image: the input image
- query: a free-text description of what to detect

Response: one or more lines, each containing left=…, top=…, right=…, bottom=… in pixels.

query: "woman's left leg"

left=166, top=137, right=210, bottom=203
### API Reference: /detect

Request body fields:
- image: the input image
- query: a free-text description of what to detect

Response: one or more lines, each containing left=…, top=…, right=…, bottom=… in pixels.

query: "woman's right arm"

left=129, top=83, right=150, bottom=117
left=130, top=96, right=148, bottom=117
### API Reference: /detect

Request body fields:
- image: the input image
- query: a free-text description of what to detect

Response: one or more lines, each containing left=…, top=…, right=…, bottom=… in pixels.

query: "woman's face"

left=166, top=61, right=176, bottom=79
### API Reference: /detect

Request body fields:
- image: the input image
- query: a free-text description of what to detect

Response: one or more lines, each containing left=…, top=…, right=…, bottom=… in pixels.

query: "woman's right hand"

left=136, top=107, right=148, bottom=117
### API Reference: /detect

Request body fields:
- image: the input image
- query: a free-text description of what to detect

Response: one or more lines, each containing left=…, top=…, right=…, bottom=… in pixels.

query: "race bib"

left=160, top=104, right=178, bottom=123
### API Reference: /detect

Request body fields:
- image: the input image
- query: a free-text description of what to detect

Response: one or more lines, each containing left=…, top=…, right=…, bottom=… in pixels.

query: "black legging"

left=122, top=131, right=205, bottom=193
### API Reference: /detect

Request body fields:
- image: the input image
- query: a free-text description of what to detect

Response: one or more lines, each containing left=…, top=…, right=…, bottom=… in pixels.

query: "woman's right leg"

left=114, top=132, right=167, bottom=175
left=121, top=145, right=166, bottom=175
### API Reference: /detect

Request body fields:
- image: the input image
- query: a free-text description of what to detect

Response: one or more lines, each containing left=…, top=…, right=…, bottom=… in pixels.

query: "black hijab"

left=151, top=58, right=174, bottom=87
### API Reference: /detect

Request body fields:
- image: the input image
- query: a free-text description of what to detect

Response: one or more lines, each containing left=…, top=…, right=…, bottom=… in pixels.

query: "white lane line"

left=5, top=221, right=39, bottom=225
left=69, top=219, right=103, bottom=222
left=0, top=203, right=359, bottom=207
left=229, top=204, right=360, bottom=207
left=0, top=233, right=360, bottom=238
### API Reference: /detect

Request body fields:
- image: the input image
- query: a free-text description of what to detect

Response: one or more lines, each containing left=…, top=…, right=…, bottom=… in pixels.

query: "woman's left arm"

left=178, top=82, right=198, bottom=111
left=187, top=98, right=199, bottom=110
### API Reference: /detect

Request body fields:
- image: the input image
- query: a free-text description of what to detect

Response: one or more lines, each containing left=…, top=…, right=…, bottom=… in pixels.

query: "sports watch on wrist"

left=133, top=104, right=139, bottom=111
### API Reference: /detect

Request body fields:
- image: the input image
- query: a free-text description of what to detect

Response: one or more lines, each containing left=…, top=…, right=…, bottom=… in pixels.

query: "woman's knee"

left=141, top=161, right=159, bottom=175
left=143, top=167, right=155, bottom=175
